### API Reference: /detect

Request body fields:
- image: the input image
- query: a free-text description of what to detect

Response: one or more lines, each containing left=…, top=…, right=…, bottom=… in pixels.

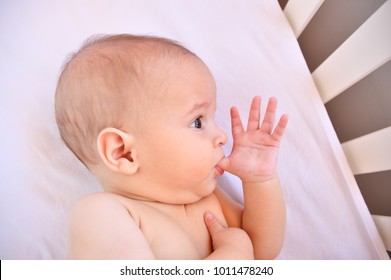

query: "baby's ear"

left=97, top=127, right=139, bottom=175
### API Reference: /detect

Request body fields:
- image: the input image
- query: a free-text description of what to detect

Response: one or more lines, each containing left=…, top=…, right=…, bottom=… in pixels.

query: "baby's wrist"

left=241, top=174, right=278, bottom=185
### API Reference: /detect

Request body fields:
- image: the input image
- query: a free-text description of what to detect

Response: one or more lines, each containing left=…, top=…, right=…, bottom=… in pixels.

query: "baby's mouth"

left=215, top=157, right=225, bottom=176
left=215, top=165, right=224, bottom=176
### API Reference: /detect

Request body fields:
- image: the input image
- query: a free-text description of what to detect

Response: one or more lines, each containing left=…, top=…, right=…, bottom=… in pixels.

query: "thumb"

left=204, top=212, right=226, bottom=237
left=216, top=157, right=230, bottom=173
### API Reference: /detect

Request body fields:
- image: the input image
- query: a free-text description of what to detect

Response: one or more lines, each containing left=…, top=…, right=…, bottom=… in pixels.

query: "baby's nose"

left=215, top=126, right=228, bottom=147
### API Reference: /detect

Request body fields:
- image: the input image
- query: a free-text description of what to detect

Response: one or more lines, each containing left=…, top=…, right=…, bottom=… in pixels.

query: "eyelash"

left=191, top=116, right=203, bottom=129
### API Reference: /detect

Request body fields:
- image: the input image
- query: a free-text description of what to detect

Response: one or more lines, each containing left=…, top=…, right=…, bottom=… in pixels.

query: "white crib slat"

left=372, top=215, right=391, bottom=251
left=283, top=0, right=324, bottom=38
left=312, top=0, right=391, bottom=103
left=342, top=126, right=391, bottom=175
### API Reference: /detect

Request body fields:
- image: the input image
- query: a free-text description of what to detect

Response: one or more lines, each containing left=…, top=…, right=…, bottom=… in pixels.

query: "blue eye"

left=191, top=117, right=203, bottom=129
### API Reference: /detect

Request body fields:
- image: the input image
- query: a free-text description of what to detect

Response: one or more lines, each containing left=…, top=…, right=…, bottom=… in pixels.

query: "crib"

left=0, top=0, right=389, bottom=259
left=280, top=0, right=391, bottom=257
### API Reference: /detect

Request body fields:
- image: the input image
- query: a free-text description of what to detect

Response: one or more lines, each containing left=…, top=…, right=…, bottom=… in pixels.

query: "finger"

left=247, top=96, right=261, bottom=131
left=272, top=114, right=289, bottom=142
left=216, top=156, right=230, bottom=173
left=260, top=97, right=277, bottom=134
left=230, top=107, right=244, bottom=137
left=204, top=212, right=226, bottom=237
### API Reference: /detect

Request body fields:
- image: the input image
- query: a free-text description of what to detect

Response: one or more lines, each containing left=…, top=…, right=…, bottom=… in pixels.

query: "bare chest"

left=135, top=195, right=226, bottom=259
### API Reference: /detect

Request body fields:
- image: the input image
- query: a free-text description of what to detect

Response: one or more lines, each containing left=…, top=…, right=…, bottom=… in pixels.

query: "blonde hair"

left=55, top=34, right=196, bottom=166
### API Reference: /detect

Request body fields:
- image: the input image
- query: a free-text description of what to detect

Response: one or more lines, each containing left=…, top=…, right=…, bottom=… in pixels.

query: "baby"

left=55, top=34, right=288, bottom=260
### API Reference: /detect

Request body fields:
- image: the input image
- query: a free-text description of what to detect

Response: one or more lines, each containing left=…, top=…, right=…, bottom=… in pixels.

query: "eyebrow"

left=186, top=101, right=210, bottom=116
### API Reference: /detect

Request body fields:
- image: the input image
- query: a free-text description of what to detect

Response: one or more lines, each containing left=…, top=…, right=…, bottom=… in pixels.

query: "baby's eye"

left=191, top=117, right=203, bottom=129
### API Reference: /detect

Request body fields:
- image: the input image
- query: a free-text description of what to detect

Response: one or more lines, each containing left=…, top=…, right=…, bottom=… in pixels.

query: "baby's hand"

left=218, top=96, right=288, bottom=183
left=204, top=212, right=253, bottom=260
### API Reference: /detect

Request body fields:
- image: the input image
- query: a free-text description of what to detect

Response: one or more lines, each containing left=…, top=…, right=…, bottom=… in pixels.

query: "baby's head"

left=55, top=34, right=227, bottom=203
left=56, top=34, right=195, bottom=166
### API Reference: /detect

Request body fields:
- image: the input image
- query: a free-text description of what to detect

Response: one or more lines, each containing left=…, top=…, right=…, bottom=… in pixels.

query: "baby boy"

left=55, top=34, right=288, bottom=259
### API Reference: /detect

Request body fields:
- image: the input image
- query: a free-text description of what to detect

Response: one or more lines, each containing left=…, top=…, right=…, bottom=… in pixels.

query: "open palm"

left=218, top=96, right=288, bottom=183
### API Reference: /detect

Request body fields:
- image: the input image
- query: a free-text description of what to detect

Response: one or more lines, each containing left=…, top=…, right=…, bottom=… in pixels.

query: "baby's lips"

left=215, top=157, right=226, bottom=176
left=215, top=165, right=224, bottom=176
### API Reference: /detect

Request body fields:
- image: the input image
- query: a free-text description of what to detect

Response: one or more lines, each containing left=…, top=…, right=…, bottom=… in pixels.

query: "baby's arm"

left=68, top=193, right=155, bottom=259
left=217, top=96, right=288, bottom=259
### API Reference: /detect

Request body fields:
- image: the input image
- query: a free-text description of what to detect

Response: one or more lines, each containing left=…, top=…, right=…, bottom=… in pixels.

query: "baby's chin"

left=166, top=184, right=217, bottom=205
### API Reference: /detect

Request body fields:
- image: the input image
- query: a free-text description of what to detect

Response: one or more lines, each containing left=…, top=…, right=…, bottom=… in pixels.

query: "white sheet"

left=0, top=0, right=388, bottom=259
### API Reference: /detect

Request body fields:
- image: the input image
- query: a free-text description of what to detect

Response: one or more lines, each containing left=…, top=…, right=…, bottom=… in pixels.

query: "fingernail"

left=205, top=212, right=213, bottom=221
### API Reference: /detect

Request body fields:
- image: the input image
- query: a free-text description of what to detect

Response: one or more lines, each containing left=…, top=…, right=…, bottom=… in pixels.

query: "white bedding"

left=0, top=0, right=388, bottom=259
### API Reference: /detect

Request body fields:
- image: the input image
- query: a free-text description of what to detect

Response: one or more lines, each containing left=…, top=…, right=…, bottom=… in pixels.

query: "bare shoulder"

left=71, top=192, right=132, bottom=216
left=68, top=192, right=154, bottom=259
